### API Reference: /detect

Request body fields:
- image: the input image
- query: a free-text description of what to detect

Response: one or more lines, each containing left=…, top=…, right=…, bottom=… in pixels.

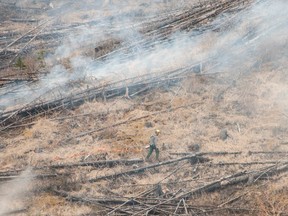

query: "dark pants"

left=146, top=145, right=159, bottom=160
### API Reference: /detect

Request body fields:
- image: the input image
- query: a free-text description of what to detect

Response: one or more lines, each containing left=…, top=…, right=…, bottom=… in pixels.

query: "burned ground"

left=0, top=0, right=288, bottom=215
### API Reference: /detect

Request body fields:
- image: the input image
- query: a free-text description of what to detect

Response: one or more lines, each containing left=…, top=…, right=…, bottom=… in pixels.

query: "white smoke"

left=0, top=168, right=34, bottom=215
left=45, top=0, right=288, bottom=84
left=0, top=0, right=287, bottom=111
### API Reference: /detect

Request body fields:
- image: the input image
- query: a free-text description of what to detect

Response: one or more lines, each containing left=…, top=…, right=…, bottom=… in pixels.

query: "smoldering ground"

left=0, top=168, right=34, bottom=215
left=0, top=0, right=287, bottom=112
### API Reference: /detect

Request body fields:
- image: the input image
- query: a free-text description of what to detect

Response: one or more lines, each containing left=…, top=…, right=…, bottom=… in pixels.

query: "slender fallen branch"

left=174, top=199, right=183, bottom=214
left=0, top=173, right=57, bottom=181
left=204, top=207, right=258, bottom=214
left=157, top=162, right=189, bottom=184
left=248, top=151, right=288, bottom=155
left=217, top=192, right=248, bottom=207
left=9, top=24, right=49, bottom=66
left=10, top=18, right=38, bottom=23
left=182, top=199, right=189, bottom=215
left=119, top=175, right=204, bottom=187
left=205, top=161, right=288, bottom=166
left=2, top=208, right=27, bottom=215
left=107, top=199, right=135, bottom=215
left=4, top=18, right=54, bottom=49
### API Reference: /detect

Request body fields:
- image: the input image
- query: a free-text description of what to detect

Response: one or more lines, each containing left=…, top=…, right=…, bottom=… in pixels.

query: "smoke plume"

left=0, top=168, right=34, bottom=215
left=0, top=0, right=287, bottom=111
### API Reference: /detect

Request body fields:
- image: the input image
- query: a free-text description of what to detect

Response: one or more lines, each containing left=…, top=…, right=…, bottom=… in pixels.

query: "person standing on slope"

left=146, top=129, right=160, bottom=161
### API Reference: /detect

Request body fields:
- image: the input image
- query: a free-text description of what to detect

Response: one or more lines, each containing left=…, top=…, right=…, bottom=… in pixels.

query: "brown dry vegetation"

left=0, top=0, right=288, bottom=216
left=1, top=65, right=288, bottom=215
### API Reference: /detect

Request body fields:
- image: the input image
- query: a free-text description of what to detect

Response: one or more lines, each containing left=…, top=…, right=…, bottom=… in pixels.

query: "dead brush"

left=23, top=55, right=38, bottom=74
left=253, top=185, right=288, bottom=216
left=181, top=73, right=209, bottom=95
left=13, top=54, right=45, bottom=79
left=30, top=192, right=91, bottom=215
left=111, top=141, right=143, bottom=157
left=112, top=146, right=143, bottom=157
left=33, top=193, right=65, bottom=209
left=98, top=128, right=117, bottom=140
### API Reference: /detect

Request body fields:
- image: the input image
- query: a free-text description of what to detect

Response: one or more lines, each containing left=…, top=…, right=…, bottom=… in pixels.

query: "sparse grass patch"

left=15, top=57, right=26, bottom=70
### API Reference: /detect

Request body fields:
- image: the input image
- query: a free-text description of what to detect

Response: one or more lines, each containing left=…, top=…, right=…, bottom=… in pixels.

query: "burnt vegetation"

left=0, top=0, right=288, bottom=215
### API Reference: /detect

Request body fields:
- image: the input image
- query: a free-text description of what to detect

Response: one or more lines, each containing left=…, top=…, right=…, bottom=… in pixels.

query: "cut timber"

left=248, top=151, right=288, bottom=155
left=10, top=18, right=38, bottom=23
left=89, top=154, right=209, bottom=182
left=0, top=159, right=144, bottom=176
left=56, top=191, right=138, bottom=205
left=1, top=208, right=27, bottom=215
left=0, top=173, right=57, bottom=181
left=206, top=161, right=288, bottom=166
left=45, top=158, right=144, bottom=169
left=170, top=151, right=242, bottom=156
left=217, top=192, right=249, bottom=207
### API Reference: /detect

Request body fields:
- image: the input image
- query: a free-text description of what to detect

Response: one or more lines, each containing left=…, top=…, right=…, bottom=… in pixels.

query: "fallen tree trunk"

left=0, top=159, right=143, bottom=177
left=10, top=18, right=38, bottom=23
left=248, top=151, right=288, bottom=155
left=89, top=154, right=209, bottom=182
left=2, top=208, right=27, bottom=215
left=45, top=158, right=144, bottom=169
left=54, top=190, right=139, bottom=205
left=0, top=173, right=57, bottom=181
left=172, top=151, right=288, bottom=156
left=170, top=151, right=242, bottom=156
left=205, top=161, right=288, bottom=166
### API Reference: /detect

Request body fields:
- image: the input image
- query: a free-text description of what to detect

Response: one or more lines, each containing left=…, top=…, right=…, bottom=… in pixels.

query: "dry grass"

left=30, top=194, right=91, bottom=216
left=253, top=183, right=288, bottom=216
left=0, top=0, right=287, bottom=215
left=1, top=63, right=288, bottom=214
